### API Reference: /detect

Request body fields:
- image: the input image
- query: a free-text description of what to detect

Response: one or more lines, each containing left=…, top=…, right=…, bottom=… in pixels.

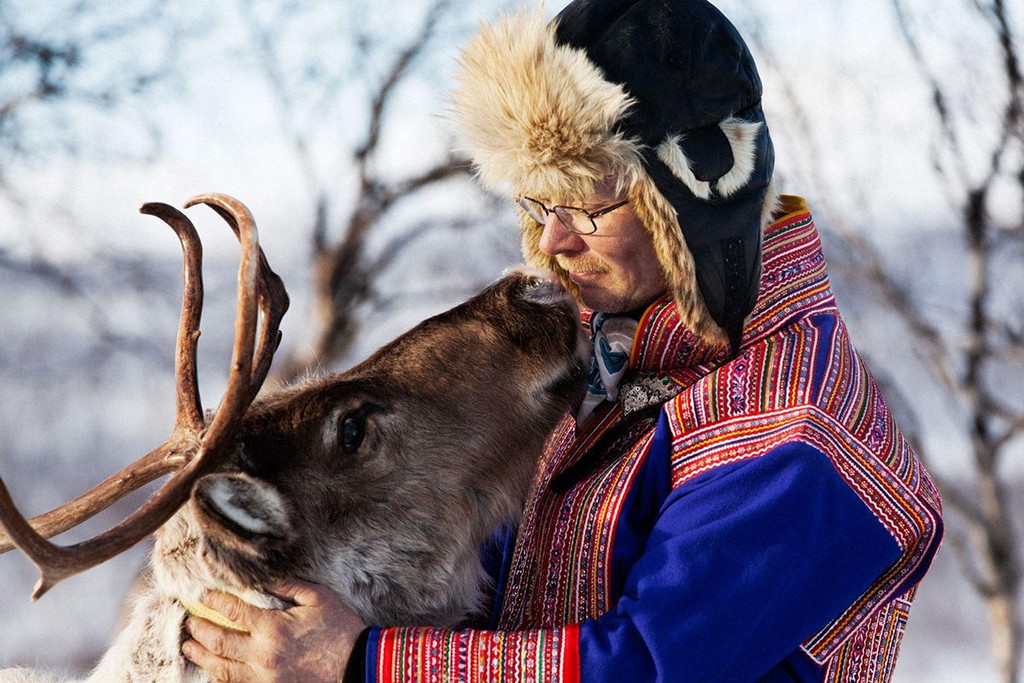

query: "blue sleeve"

left=578, top=436, right=904, bottom=681
left=479, top=523, right=517, bottom=629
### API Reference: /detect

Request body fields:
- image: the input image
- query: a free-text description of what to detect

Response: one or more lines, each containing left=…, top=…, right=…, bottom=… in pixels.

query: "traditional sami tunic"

left=355, top=198, right=943, bottom=682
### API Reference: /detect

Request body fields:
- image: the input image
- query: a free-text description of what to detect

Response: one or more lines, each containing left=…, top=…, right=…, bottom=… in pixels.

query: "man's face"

left=535, top=184, right=667, bottom=314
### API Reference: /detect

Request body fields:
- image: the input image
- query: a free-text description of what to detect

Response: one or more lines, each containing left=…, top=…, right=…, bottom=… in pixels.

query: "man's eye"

left=341, top=411, right=366, bottom=454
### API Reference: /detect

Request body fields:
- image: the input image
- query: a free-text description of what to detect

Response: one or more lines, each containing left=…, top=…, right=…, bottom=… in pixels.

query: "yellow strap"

left=182, top=600, right=250, bottom=634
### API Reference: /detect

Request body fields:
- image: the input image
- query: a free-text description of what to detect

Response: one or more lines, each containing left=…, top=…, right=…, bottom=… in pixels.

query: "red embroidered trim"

left=499, top=415, right=659, bottom=629
left=373, top=625, right=580, bottom=683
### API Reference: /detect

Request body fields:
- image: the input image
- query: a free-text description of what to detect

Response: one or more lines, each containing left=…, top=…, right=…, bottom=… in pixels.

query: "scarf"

left=575, top=311, right=639, bottom=426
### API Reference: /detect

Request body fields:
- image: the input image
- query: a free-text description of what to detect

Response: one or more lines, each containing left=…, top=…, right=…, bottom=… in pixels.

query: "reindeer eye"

left=341, top=412, right=366, bottom=454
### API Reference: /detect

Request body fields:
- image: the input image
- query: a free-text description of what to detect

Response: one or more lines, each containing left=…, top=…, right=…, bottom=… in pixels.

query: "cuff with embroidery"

left=368, top=624, right=580, bottom=682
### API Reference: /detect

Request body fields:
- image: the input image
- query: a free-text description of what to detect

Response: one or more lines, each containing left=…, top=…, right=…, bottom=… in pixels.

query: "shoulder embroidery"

left=663, top=310, right=941, bottom=661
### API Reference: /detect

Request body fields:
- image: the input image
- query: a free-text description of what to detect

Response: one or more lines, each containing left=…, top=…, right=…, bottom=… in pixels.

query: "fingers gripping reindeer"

left=0, top=194, right=588, bottom=682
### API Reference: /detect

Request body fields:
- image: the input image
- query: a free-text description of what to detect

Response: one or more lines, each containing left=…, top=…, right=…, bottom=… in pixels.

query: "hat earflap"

left=628, top=173, right=731, bottom=347
left=655, top=119, right=764, bottom=202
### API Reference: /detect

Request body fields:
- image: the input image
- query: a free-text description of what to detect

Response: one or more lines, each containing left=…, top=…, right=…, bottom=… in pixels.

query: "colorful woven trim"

left=743, top=207, right=838, bottom=346
left=372, top=624, right=579, bottom=683
left=667, top=404, right=939, bottom=657
left=822, top=587, right=917, bottom=682
left=663, top=305, right=941, bottom=662
left=499, top=410, right=659, bottom=629
left=659, top=208, right=941, bottom=662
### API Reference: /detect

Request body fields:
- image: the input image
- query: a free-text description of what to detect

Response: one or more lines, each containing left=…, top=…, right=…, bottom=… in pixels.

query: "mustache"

left=557, top=256, right=606, bottom=273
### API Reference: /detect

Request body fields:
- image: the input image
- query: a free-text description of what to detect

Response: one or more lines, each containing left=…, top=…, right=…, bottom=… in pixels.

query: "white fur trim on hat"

left=655, top=119, right=762, bottom=200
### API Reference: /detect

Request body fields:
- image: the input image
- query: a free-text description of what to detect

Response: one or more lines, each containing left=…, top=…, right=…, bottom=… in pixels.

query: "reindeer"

left=0, top=194, right=588, bottom=682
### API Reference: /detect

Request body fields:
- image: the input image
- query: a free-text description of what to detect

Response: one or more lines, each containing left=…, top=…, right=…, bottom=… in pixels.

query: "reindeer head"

left=0, top=195, right=587, bottom=628
left=184, top=270, right=587, bottom=625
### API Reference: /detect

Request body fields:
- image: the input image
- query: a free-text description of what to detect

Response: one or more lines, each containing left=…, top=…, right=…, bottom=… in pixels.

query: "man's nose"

left=538, top=212, right=585, bottom=257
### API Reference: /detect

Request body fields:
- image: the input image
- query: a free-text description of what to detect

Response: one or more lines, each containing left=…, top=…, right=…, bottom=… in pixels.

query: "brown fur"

left=1, top=269, right=588, bottom=682
left=189, top=270, right=588, bottom=626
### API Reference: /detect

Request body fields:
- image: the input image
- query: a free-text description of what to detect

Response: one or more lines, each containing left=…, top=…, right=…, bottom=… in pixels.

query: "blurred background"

left=0, top=0, right=1021, bottom=680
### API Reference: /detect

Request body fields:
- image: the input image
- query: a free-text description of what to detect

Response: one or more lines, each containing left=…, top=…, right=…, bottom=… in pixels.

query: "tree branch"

left=354, top=0, right=450, bottom=164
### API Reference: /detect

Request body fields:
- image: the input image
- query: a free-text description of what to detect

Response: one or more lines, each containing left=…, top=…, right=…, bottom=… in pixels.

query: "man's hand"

left=182, top=579, right=366, bottom=683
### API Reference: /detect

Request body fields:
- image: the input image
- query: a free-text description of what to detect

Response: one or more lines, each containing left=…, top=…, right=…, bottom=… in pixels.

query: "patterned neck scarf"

left=575, top=311, right=639, bottom=426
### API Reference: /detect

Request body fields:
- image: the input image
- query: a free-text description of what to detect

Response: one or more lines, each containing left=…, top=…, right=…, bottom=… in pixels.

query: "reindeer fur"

left=1, top=270, right=587, bottom=682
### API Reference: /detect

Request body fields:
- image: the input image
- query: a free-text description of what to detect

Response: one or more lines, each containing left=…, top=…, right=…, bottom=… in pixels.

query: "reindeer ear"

left=193, top=474, right=292, bottom=541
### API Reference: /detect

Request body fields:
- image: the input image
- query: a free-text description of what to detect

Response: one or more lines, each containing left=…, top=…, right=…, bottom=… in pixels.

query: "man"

left=183, top=0, right=943, bottom=680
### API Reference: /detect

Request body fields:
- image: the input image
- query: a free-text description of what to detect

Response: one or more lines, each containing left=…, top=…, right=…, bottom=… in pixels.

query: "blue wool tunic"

left=359, top=197, right=943, bottom=682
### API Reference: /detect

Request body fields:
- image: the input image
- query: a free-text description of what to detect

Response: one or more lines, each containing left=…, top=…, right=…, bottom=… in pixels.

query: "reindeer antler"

left=0, top=194, right=288, bottom=599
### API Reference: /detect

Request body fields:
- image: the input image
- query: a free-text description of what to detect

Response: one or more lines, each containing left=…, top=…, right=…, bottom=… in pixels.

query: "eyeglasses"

left=517, top=196, right=629, bottom=235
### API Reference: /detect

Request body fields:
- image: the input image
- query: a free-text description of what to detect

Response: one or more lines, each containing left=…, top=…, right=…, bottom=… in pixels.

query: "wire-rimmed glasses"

left=518, top=196, right=629, bottom=235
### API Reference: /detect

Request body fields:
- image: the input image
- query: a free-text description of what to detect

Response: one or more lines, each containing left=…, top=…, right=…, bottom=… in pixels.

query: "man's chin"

left=578, top=288, right=635, bottom=314
left=579, top=286, right=666, bottom=315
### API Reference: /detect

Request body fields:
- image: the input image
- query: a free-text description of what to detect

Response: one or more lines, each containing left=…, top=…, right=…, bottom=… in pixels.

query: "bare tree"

left=0, top=0, right=185, bottom=183
left=737, top=0, right=1024, bottom=679
left=880, top=2, right=1024, bottom=680
left=232, top=0, right=513, bottom=381
left=0, top=0, right=199, bottom=368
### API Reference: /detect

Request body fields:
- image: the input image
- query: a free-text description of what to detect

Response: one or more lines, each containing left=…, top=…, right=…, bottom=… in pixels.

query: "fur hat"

left=451, top=0, right=776, bottom=351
